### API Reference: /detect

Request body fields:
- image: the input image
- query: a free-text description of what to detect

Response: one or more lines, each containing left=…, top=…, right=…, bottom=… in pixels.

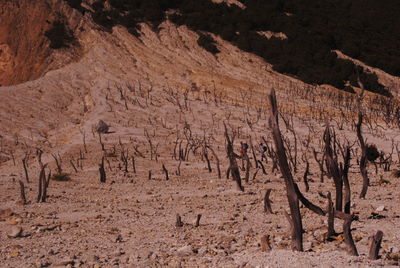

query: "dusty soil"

left=1, top=4, right=400, bottom=268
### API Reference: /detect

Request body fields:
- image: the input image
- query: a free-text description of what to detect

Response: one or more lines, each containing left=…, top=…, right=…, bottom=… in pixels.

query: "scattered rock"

left=95, top=120, right=110, bottom=133
left=304, top=242, right=313, bottom=251
left=376, top=205, right=386, bottom=212
left=0, top=208, right=13, bottom=221
left=7, top=226, right=22, bottom=238
left=176, top=245, right=193, bottom=257
left=53, top=258, right=74, bottom=266
left=391, top=246, right=400, bottom=254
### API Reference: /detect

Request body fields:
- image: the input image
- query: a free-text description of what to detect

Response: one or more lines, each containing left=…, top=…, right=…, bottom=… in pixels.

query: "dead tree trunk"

left=204, top=149, right=212, bottom=173
left=313, top=149, right=325, bottom=183
left=303, top=161, right=310, bottom=192
left=18, top=180, right=27, bottom=205
left=268, top=89, right=303, bottom=251
left=37, top=164, right=49, bottom=203
left=224, top=123, right=244, bottom=192
left=369, top=231, right=383, bottom=260
left=249, top=136, right=259, bottom=168
left=22, top=157, right=30, bottom=183
left=326, top=192, right=336, bottom=240
left=260, top=235, right=272, bottom=252
left=195, top=214, right=202, bottom=227
left=357, top=111, right=369, bottom=199
left=257, top=160, right=267, bottom=175
left=207, top=146, right=221, bottom=179
left=342, top=146, right=352, bottom=214
left=99, top=157, right=106, bottom=183
left=335, top=211, right=358, bottom=256
left=244, top=153, right=251, bottom=183
left=324, top=126, right=343, bottom=211
left=162, top=164, right=169, bottom=180
left=264, top=189, right=273, bottom=214
left=175, top=214, right=183, bottom=227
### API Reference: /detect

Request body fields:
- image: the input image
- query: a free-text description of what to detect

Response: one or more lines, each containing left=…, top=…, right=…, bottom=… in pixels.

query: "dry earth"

left=1, top=2, right=400, bottom=268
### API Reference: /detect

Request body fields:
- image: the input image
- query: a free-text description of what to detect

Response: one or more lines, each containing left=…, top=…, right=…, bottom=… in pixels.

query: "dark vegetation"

left=197, top=33, right=220, bottom=55
left=45, top=20, right=77, bottom=49
left=65, top=0, right=400, bottom=96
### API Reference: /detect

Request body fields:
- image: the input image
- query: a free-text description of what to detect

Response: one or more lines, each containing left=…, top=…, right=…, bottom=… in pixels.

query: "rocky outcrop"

left=0, top=0, right=83, bottom=86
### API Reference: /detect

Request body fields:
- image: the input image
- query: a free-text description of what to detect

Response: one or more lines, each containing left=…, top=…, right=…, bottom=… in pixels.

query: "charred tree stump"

left=99, top=157, right=106, bottom=183
left=224, top=123, right=244, bottom=192
left=175, top=214, right=183, bottom=227
left=369, top=231, right=383, bottom=260
left=326, top=192, right=336, bottom=240
left=303, top=161, right=310, bottom=192
left=204, top=150, right=212, bottom=173
left=342, top=147, right=352, bottom=214
left=335, top=211, right=358, bottom=256
left=162, top=164, right=169, bottom=180
left=244, top=153, right=251, bottom=183
left=194, top=214, right=202, bottom=227
left=22, top=157, right=30, bottom=183
left=264, top=189, right=273, bottom=214
left=324, top=126, right=343, bottom=211
left=41, top=168, right=51, bottom=203
left=37, top=164, right=49, bottom=203
left=18, top=180, right=27, bottom=205
left=260, top=235, right=272, bottom=252
left=226, top=166, right=231, bottom=179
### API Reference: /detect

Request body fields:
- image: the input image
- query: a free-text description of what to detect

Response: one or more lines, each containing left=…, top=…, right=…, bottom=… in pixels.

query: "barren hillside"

left=1, top=1, right=400, bottom=267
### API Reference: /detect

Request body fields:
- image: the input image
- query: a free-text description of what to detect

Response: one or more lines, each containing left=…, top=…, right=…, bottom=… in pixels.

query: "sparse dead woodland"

left=1, top=72, right=400, bottom=267
left=1, top=1, right=400, bottom=266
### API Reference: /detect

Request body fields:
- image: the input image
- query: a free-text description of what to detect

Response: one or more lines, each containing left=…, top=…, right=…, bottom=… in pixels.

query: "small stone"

left=9, top=251, right=19, bottom=257
left=198, top=246, right=208, bottom=255
left=113, top=249, right=124, bottom=257
left=7, top=226, right=22, bottom=238
left=55, top=258, right=74, bottom=266
left=391, top=246, right=400, bottom=254
left=376, top=205, right=385, bottom=212
left=114, top=234, right=123, bottom=243
left=304, top=242, right=313, bottom=251
left=176, top=245, right=193, bottom=257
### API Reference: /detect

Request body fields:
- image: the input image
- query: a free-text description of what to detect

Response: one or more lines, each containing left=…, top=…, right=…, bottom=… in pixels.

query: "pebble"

left=376, top=205, right=385, bottom=212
